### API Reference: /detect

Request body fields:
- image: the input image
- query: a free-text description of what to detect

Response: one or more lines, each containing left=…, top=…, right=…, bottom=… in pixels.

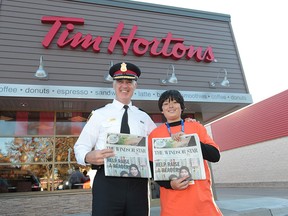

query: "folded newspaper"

left=152, top=133, right=206, bottom=182
left=104, top=133, right=151, bottom=178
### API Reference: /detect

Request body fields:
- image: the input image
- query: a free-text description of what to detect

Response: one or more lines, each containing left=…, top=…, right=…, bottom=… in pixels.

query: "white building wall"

left=211, top=136, right=288, bottom=185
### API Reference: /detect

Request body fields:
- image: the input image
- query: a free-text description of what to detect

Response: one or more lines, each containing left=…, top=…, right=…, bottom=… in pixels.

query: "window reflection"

left=0, top=165, right=43, bottom=192
left=56, top=112, right=89, bottom=135
left=55, top=137, right=78, bottom=162
left=0, top=137, right=53, bottom=164
left=0, top=111, right=16, bottom=136
left=0, top=111, right=91, bottom=193
left=0, top=111, right=54, bottom=136
left=0, top=137, right=13, bottom=163
left=53, top=164, right=92, bottom=191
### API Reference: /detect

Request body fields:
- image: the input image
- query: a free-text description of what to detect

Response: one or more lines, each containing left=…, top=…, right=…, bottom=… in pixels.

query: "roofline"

left=73, top=0, right=231, bottom=22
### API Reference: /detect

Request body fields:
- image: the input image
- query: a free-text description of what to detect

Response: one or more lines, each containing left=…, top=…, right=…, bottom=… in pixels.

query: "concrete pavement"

left=215, top=186, right=288, bottom=216
left=217, top=197, right=288, bottom=216
left=64, top=187, right=288, bottom=216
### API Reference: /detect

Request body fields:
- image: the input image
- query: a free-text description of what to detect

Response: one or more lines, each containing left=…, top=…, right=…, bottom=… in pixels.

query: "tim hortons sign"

left=41, top=16, right=215, bottom=62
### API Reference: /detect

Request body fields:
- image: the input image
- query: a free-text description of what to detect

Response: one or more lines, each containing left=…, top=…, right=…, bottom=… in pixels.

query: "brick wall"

left=0, top=190, right=160, bottom=216
left=0, top=191, right=92, bottom=216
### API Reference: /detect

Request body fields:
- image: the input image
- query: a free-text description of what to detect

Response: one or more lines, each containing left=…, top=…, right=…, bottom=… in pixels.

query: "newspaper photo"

left=152, top=133, right=206, bottom=182
left=104, top=133, right=151, bottom=178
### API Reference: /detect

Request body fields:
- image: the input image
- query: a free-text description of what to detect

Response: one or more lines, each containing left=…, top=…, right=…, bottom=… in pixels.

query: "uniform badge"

left=120, top=62, right=127, bottom=73
left=108, top=118, right=116, bottom=122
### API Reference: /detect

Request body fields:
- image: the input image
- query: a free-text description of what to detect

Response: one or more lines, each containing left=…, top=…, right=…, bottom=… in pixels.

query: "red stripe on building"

left=210, top=90, right=288, bottom=151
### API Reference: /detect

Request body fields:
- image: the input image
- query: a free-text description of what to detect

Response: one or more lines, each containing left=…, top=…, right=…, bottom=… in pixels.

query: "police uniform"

left=74, top=62, right=156, bottom=216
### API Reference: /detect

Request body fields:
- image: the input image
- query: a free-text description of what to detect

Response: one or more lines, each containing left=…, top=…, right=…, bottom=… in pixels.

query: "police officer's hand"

left=170, top=176, right=190, bottom=190
left=171, top=132, right=185, bottom=142
left=85, top=149, right=115, bottom=165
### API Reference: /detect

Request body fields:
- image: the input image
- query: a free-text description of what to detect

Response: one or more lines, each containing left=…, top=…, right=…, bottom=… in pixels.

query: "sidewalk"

left=215, top=186, right=288, bottom=216
left=217, top=197, right=288, bottom=216
left=64, top=198, right=288, bottom=216
left=64, top=187, right=288, bottom=216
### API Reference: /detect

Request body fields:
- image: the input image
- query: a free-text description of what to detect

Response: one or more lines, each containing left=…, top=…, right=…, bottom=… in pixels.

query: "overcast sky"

left=133, top=0, right=287, bottom=103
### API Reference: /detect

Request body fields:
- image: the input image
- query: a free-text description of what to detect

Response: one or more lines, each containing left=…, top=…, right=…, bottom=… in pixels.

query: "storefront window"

left=0, top=165, right=43, bottom=193
left=0, top=111, right=54, bottom=136
left=56, top=112, right=89, bottom=135
left=0, top=113, right=16, bottom=136
left=52, top=164, right=91, bottom=191
left=0, top=137, right=53, bottom=164
left=55, top=137, right=78, bottom=162
left=0, top=111, right=91, bottom=193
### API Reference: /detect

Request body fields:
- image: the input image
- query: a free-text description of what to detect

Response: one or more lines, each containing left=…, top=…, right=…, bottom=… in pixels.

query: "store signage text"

left=41, top=16, right=214, bottom=62
left=0, top=83, right=253, bottom=104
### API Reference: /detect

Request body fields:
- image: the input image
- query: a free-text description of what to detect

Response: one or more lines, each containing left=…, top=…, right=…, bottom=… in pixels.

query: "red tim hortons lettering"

left=41, top=16, right=102, bottom=52
left=186, top=45, right=215, bottom=62
left=108, top=21, right=137, bottom=55
left=41, top=17, right=214, bottom=62
left=107, top=22, right=214, bottom=62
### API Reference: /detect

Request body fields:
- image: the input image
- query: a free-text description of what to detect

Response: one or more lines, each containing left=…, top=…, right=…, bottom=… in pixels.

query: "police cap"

left=109, top=62, right=141, bottom=81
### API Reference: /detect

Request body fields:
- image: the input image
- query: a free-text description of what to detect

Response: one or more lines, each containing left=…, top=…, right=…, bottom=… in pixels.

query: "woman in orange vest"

left=148, top=90, right=223, bottom=216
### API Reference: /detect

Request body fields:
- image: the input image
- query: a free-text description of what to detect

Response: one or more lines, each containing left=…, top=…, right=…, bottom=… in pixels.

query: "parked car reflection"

left=0, top=168, right=42, bottom=193
left=57, top=168, right=90, bottom=190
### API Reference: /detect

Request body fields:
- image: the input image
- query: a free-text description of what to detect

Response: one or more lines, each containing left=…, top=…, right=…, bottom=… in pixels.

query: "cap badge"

left=120, top=62, right=127, bottom=73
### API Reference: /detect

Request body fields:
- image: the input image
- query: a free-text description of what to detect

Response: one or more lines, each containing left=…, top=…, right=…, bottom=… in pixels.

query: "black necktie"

left=120, top=105, right=130, bottom=134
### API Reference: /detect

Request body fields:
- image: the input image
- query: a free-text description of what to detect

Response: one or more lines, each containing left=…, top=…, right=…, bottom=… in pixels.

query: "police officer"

left=74, top=62, right=156, bottom=216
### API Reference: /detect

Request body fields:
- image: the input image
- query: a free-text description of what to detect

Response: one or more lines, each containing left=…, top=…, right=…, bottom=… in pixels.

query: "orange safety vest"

left=148, top=121, right=222, bottom=216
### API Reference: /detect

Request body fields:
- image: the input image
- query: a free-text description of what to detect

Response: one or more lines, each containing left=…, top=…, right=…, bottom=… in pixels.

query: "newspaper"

left=152, top=133, right=206, bottom=182
left=104, top=133, right=151, bottom=178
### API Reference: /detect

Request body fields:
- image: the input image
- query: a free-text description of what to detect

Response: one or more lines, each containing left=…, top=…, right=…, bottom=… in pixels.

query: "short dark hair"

left=158, top=90, right=185, bottom=112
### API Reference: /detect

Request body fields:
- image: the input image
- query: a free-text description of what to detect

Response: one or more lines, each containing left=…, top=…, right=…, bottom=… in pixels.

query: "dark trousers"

left=92, top=168, right=149, bottom=216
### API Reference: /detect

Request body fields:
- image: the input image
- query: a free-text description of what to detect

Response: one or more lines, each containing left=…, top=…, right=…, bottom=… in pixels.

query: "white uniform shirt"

left=74, top=99, right=157, bottom=165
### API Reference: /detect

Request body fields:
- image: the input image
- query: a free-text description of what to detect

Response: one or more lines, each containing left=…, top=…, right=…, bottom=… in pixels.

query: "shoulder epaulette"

left=138, top=107, right=148, bottom=114
left=86, top=105, right=106, bottom=122
left=86, top=112, right=93, bottom=122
